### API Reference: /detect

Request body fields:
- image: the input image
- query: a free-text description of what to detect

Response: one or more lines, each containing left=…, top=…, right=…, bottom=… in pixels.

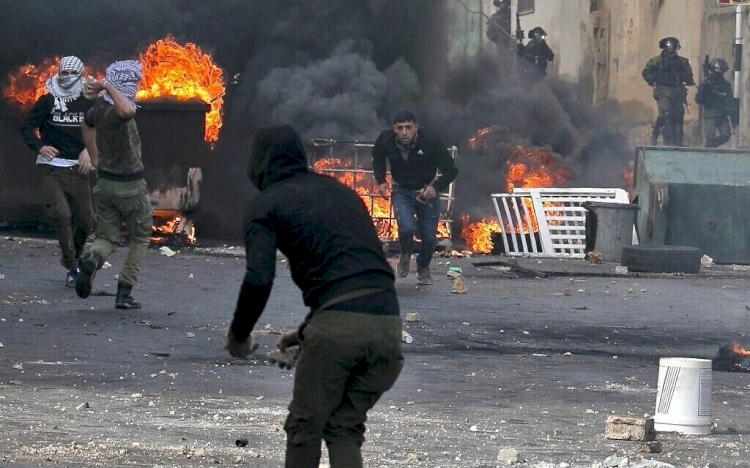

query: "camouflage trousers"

left=652, top=86, right=687, bottom=146
left=90, top=178, right=153, bottom=287
left=704, top=114, right=732, bottom=148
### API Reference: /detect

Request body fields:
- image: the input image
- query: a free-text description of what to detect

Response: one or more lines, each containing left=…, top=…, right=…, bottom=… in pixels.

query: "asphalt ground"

left=1, top=235, right=749, bottom=467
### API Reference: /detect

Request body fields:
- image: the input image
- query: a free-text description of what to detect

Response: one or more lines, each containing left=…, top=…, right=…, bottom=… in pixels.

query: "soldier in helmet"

left=642, top=37, right=695, bottom=146
left=695, top=57, right=734, bottom=148
left=517, top=26, right=555, bottom=81
left=486, top=0, right=512, bottom=47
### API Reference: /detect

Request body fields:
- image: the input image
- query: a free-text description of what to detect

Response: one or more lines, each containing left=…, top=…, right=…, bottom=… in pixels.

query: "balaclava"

left=45, top=55, right=84, bottom=112
left=103, top=60, right=142, bottom=106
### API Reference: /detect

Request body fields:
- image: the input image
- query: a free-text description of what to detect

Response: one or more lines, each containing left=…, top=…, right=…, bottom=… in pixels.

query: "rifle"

left=702, top=55, right=710, bottom=80
left=515, top=13, right=524, bottom=42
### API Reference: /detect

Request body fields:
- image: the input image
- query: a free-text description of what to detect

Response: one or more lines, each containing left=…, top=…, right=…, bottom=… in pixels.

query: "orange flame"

left=623, top=169, right=634, bottom=193
left=3, top=57, right=62, bottom=109
left=460, top=144, right=574, bottom=252
left=313, top=158, right=452, bottom=242
left=468, top=127, right=490, bottom=151
left=151, top=215, right=197, bottom=246
left=732, top=341, right=750, bottom=357
left=137, top=36, right=225, bottom=143
left=505, top=146, right=574, bottom=192
left=3, top=36, right=225, bottom=143
left=460, top=215, right=501, bottom=253
left=313, top=159, right=397, bottom=240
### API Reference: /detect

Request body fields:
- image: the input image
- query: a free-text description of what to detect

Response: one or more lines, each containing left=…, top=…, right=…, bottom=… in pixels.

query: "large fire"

left=313, top=158, right=451, bottom=241
left=505, top=146, right=574, bottom=192
left=460, top=138, right=574, bottom=253
left=3, top=57, right=65, bottom=109
left=314, top=158, right=397, bottom=240
left=137, top=36, right=225, bottom=143
left=3, top=36, right=224, bottom=143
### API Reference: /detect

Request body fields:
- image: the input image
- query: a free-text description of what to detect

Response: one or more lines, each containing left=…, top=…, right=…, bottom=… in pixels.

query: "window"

left=518, top=0, right=534, bottom=14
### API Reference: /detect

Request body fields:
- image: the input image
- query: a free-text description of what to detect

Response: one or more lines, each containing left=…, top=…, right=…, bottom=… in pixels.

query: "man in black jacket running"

left=372, top=110, right=458, bottom=285
left=223, top=125, right=403, bottom=468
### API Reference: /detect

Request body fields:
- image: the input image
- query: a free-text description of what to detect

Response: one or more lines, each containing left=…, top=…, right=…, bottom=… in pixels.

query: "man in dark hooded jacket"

left=223, top=125, right=404, bottom=468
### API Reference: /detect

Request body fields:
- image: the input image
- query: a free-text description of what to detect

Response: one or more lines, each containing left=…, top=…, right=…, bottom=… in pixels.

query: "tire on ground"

left=620, top=245, right=702, bottom=274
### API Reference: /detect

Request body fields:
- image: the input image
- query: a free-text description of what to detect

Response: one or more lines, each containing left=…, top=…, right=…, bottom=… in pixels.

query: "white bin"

left=654, top=357, right=713, bottom=435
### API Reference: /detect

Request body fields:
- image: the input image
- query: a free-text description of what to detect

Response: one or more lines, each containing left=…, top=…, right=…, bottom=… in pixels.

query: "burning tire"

left=620, top=245, right=702, bottom=274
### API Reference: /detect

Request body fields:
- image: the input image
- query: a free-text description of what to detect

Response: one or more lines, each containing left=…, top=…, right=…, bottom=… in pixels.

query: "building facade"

left=447, top=0, right=748, bottom=147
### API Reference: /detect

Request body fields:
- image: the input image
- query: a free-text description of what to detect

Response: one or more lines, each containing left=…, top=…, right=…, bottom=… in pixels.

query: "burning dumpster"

left=136, top=99, right=210, bottom=246
left=631, top=146, right=750, bottom=264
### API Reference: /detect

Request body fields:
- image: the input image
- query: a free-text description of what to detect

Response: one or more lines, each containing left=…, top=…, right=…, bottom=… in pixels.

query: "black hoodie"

left=230, top=125, right=398, bottom=342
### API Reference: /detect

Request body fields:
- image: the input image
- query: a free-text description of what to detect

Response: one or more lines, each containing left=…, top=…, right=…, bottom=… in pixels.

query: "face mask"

left=57, top=74, right=81, bottom=90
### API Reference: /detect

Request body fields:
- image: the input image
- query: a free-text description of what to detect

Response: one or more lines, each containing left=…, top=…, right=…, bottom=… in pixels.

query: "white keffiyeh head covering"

left=45, top=55, right=84, bottom=112
left=103, top=60, right=143, bottom=106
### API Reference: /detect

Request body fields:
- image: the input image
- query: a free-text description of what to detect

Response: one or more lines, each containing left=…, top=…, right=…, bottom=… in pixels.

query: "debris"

left=0, top=274, right=5, bottom=280
left=452, top=276, right=468, bottom=294
left=101, top=261, right=112, bottom=269
left=496, top=447, right=519, bottom=463
left=638, top=441, right=663, bottom=453
left=472, top=259, right=548, bottom=278
left=159, top=246, right=176, bottom=257
left=186, top=332, right=195, bottom=338
left=446, top=266, right=462, bottom=278
left=12, top=364, right=22, bottom=370
left=402, top=331, right=413, bottom=344
left=267, top=345, right=300, bottom=369
left=604, top=416, right=655, bottom=441
left=586, top=251, right=603, bottom=264
left=235, top=438, right=248, bottom=447
left=700, top=254, right=713, bottom=267
left=404, top=312, right=420, bottom=322
left=76, top=402, right=89, bottom=411
left=614, top=265, right=628, bottom=274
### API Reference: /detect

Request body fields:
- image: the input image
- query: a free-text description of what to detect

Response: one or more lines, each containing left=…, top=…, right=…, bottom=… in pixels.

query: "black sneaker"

left=397, top=255, right=410, bottom=278
left=76, top=252, right=102, bottom=299
left=416, top=268, right=433, bottom=285
left=65, top=267, right=79, bottom=288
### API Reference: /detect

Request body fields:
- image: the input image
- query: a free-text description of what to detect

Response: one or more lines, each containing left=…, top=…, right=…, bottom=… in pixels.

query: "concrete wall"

left=445, top=0, right=495, bottom=67
left=510, top=0, right=591, bottom=82
left=601, top=0, right=704, bottom=124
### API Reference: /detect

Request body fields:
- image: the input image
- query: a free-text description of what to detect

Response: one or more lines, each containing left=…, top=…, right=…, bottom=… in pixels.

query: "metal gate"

left=490, top=188, right=630, bottom=258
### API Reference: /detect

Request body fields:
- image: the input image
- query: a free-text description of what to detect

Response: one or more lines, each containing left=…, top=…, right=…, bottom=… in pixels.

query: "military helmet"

left=659, top=37, right=681, bottom=53
left=528, top=26, right=547, bottom=40
left=709, top=57, right=729, bottom=74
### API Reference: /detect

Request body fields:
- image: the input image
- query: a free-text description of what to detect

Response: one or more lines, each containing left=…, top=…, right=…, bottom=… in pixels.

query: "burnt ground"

left=1, top=235, right=750, bottom=467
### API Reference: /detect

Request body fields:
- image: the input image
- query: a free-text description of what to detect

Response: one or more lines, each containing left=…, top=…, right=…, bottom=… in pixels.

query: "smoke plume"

left=0, top=0, right=631, bottom=242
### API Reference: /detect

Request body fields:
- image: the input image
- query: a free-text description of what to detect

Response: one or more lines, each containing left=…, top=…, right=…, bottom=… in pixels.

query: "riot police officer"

left=517, top=26, right=555, bottom=81
left=642, top=37, right=695, bottom=146
left=695, top=57, right=735, bottom=148
left=486, top=0, right=511, bottom=47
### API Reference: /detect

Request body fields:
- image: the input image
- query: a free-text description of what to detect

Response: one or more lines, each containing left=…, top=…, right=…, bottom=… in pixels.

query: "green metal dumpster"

left=631, top=146, right=750, bottom=264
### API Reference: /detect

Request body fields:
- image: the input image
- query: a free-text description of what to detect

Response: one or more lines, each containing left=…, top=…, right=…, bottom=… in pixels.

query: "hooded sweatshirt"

left=230, top=125, right=398, bottom=342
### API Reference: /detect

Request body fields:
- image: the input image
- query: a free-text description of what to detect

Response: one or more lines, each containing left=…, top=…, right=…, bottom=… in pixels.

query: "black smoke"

left=0, top=0, right=631, bottom=243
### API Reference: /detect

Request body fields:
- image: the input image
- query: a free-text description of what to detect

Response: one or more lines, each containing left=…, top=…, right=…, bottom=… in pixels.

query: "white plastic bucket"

left=654, top=357, right=713, bottom=435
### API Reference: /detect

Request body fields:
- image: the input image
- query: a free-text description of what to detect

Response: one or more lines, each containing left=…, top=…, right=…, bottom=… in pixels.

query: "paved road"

left=1, top=235, right=749, bottom=467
